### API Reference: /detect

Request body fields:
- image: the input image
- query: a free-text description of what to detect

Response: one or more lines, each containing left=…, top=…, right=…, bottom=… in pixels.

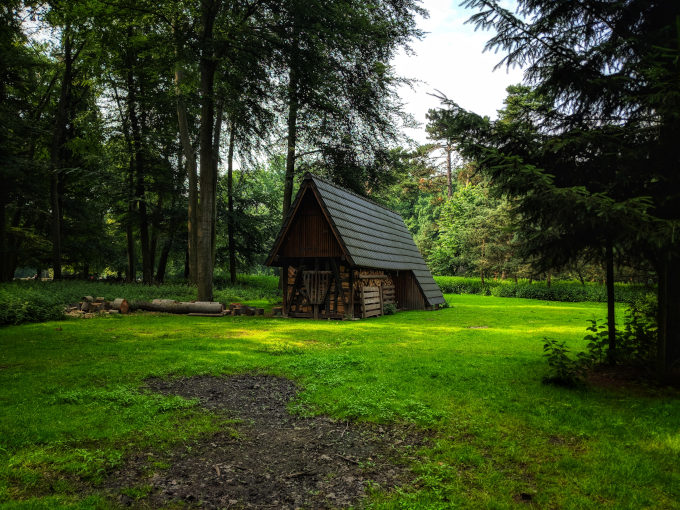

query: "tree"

left=276, top=0, right=424, bottom=215
left=451, top=0, right=680, bottom=373
left=426, top=107, right=457, bottom=198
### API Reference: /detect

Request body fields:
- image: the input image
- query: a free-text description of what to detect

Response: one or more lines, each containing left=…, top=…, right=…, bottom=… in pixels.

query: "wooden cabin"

left=266, top=173, right=445, bottom=319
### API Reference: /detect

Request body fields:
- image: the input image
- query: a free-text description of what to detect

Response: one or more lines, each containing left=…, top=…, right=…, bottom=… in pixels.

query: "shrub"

left=542, top=338, right=585, bottom=387
left=543, top=293, right=659, bottom=387
left=383, top=303, right=397, bottom=315
left=434, top=276, right=649, bottom=304
left=582, top=294, right=658, bottom=368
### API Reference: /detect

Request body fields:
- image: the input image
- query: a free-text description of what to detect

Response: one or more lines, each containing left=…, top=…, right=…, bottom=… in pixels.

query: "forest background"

left=2, top=0, right=679, bottom=374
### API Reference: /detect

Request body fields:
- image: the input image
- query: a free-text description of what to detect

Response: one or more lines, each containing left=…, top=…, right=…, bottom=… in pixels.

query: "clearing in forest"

left=0, top=294, right=678, bottom=508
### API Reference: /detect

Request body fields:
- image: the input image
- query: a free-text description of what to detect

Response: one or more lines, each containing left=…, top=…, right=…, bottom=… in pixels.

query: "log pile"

left=225, top=303, right=265, bottom=316
left=66, top=297, right=268, bottom=318
left=355, top=270, right=394, bottom=289
left=66, top=296, right=130, bottom=316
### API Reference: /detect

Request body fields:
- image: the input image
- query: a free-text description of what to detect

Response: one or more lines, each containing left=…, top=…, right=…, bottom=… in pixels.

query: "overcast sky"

left=392, top=0, right=524, bottom=145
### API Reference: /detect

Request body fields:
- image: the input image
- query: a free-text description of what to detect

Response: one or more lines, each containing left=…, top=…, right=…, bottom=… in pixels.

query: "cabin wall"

left=392, top=270, right=426, bottom=310
left=280, top=192, right=342, bottom=259
left=284, top=259, right=351, bottom=318
left=283, top=262, right=404, bottom=318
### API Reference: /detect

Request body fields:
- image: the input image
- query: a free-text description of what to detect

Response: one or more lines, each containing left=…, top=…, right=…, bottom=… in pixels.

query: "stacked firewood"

left=67, top=296, right=130, bottom=315
left=225, top=303, right=265, bottom=316
left=354, top=272, right=394, bottom=289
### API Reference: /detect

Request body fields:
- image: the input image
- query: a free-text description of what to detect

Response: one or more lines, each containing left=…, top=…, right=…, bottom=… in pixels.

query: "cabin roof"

left=267, top=173, right=445, bottom=307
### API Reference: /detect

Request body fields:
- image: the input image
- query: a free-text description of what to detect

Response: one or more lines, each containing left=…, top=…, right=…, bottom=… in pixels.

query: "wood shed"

left=266, top=173, right=446, bottom=319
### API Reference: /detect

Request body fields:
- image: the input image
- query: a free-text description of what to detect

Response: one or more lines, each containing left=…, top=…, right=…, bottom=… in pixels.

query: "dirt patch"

left=109, top=375, right=424, bottom=509
left=586, top=366, right=680, bottom=396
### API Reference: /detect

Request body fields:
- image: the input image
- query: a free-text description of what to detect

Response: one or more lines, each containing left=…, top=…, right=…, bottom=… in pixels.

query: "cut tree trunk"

left=135, top=300, right=224, bottom=314
left=111, top=298, right=130, bottom=314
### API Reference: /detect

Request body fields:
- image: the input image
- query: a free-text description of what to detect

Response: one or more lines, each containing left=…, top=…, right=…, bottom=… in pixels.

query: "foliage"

left=0, top=285, right=64, bottom=325
left=1, top=295, right=678, bottom=507
left=456, top=0, right=680, bottom=372
left=543, top=293, right=660, bottom=386
left=434, top=276, right=649, bottom=303
left=541, top=339, right=584, bottom=387
left=582, top=295, right=659, bottom=368
left=383, top=303, right=397, bottom=315
left=429, top=183, right=519, bottom=279
left=215, top=165, right=284, bottom=274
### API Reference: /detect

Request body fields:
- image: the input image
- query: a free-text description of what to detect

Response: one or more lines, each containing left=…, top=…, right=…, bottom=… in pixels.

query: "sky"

left=392, top=0, right=524, bottom=144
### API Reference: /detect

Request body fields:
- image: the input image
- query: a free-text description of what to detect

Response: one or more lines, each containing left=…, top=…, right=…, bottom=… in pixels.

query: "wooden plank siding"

left=393, top=270, right=426, bottom=310
left=280, top=192, right=342, bottom=259
left=360, top=286, right=382, bottom=318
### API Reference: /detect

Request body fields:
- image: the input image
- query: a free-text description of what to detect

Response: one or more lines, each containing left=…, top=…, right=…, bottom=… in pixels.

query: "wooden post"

left=348, top=269, right=355, bottom=318
left=282, top=263, right=288, bottom=317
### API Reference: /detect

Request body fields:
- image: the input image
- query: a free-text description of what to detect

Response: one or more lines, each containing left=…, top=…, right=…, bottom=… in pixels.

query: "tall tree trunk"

left=605, top=241, right=616, bottom=365
left=446, top=145, right=453, bottom=198
left=227, top=120, right=236, bottom=284
left=6, top=206, right=21, bottom=281
left=211, top=101, right=224, bottom=267
left=480, top=238, right=485, bottom=286
left=282, top=35, right=300, bottom=221
left=184, top=246, right=190, bottom=280
left=126, top=155, right=136, bottom=282
left=126, top=34, right=152, bottom=285
left=155, top=237, right=173, bottom=285
left=50, top=29, right=73, bottom=281
left=657, top=253, right=680, bottom=377
left=149, top=194, right=162, bottom=277
left=0, top=200, right=7, bottom=282
left=196, top=0, right=221, bottom=302
left=156, top=180, right=180, bottom=284
left=174, top=43, right=198, bottom=284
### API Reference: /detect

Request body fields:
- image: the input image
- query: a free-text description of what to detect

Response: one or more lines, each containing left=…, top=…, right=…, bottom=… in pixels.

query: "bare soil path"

left=110, top=375, right=424, bottom=509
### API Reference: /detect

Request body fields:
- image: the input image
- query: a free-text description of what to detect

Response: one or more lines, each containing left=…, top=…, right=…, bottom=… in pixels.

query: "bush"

left=0, top=286, right=64, bottom=325
left=543, top=293, right=659, bottom=387
left=582, top=293, right=658, bottom=368
left=434, top=276, right=649, bottom=304
left=542, top=338, right=585, bottom=387
left=383, top=303, right=397, bottom=315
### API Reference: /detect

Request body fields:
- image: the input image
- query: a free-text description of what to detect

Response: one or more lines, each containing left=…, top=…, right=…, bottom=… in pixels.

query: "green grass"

left=1, top=294, right=678, bottom=508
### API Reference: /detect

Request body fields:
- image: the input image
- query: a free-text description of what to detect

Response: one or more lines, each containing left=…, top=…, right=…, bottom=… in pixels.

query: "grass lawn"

left=0, top=294, right=678, bottom=508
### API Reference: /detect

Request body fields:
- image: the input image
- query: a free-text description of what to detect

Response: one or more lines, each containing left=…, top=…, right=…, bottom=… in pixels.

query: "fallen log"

left=135, top=300, right=224, bottom=315
left=111, top=298, right=130, bottom=314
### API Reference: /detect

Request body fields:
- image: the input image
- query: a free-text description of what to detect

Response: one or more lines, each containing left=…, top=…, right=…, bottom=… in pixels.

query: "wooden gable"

left=278, top=187, right=343, bottom=259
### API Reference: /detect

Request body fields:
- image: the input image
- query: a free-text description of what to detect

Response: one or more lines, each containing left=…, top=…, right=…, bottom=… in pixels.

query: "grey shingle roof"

left=282, top=173, right=445, bottom=307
